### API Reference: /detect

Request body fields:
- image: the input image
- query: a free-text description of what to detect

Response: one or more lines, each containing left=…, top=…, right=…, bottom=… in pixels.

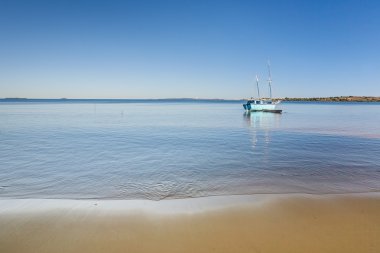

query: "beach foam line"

left=0, top=194, right=273, bottom=215
left=0, top=192, right=379, bottom=215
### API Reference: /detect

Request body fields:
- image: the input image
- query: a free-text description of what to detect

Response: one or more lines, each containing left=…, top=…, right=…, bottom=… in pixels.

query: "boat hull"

left=250, top=109, right=282, bottom=113
left=243, top=100, right=282, bottom=113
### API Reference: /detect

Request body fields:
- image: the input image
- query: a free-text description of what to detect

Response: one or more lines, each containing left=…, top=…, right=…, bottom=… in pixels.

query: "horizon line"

left=1, top=96, right=379, bottom=100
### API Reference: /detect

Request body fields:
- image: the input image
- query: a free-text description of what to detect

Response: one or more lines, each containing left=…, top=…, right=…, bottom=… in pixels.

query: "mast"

left=267, top=60, right=272, bottom=99
left=255, top=74, right=260, bottom=99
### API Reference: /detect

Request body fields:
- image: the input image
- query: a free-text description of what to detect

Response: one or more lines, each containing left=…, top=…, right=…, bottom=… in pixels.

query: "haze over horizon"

left=1, top=0, right=379, bottom=99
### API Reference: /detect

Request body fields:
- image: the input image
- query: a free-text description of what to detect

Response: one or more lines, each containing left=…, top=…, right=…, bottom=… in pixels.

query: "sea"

left=0, top=100, right=379, bottom=200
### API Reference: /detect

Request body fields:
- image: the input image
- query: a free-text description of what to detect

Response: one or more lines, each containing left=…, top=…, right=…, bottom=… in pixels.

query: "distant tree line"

left=282, top=96, right=380, bottom=102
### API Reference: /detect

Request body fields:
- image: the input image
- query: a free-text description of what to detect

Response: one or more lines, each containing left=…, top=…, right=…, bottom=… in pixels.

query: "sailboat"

left=243, top=62, right=282, bottom=113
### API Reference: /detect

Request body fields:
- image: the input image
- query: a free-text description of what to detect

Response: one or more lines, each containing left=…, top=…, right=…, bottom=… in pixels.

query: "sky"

left=0, top=0, right=379, bottom=99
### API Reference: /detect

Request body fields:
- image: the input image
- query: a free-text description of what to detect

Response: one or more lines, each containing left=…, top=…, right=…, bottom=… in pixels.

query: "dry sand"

left=0, top=193, right=379, bottom=253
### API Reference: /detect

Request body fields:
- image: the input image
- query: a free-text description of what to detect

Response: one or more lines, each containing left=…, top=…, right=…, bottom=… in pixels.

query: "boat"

left=243, top=62, right=282, bottom=113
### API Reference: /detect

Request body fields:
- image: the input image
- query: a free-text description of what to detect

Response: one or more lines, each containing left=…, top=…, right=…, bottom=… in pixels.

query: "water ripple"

left=0, top=102, right=380, bottom=199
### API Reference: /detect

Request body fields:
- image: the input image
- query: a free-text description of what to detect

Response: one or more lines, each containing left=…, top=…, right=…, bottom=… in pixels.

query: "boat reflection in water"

left=243, top=111, right=282, bottom=148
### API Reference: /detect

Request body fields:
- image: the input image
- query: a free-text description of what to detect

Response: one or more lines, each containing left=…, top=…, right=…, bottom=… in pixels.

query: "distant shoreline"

left=1, top=96, right=379, bottom=103
left=282, top=96, right=380, bottom=102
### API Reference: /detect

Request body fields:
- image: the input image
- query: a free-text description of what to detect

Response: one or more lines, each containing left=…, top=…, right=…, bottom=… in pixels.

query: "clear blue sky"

left=1, top=0, right=379, bottom=99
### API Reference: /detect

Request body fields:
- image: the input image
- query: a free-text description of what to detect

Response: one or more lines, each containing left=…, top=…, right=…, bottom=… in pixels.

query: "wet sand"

left=0, top=193, right=379, bottom=253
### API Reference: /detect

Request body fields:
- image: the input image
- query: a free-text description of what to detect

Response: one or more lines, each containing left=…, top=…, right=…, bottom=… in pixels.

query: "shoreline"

left=1, top=192, right=380, bottom=214
left=1, top=193, right=379, bottom=253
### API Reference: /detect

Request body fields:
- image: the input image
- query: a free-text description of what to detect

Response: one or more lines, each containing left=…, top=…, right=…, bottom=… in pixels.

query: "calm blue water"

left=0, top=101, right=379, bottom=200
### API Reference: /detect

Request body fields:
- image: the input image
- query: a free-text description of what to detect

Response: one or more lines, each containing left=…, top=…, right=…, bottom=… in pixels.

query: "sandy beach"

left=0, top=193, right=379, bottom=253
